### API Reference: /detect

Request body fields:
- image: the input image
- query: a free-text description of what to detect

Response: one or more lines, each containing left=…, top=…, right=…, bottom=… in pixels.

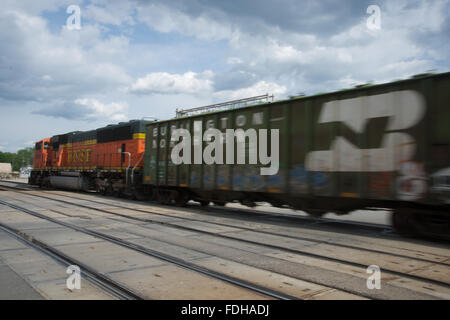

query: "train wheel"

left=42, top=177, right=51, bottom=189
left=105, top=184, right=114, bottom=196
left=213, top=201, right=226, bottom=207
left=174, top=191, right=189, bottom=207
left=112, top=189, right=121, bottom=198
left=392, top=210, right=417, bottom=237
left=199, top=200, right=209, bottom=207
left=156, top=191, right=164, bottom=204
left=411, top=211, right=450, bottom=240
left=147, top=188, right=156, bottom=202
left=156, top=190, right=170, bottom=205
left=133, top=189, right=147, bottom=201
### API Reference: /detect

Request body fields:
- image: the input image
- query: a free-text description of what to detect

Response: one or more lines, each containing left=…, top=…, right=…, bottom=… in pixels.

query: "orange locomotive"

left=29, top=120, right=152, bottom=198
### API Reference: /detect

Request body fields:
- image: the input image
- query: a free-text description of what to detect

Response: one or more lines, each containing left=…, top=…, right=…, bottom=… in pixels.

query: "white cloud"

left=24, top=141, right=35, bottom=147
left=214, top=81, right=287, bottom=101
left=2, top=0, right=82, bottom=15
left=383, top=0, right=448, bottom=32
left=128, top=71, right=214, bottom=95
left=84, top=0, right=136, bottom=26
left=133, top=1, right=448, bottom=97
left=227, top=57, right=243, bottom=65
left=0, top=10, right=131, bottom=103
left=34, top=98, right=128, bottom=122
left=137, top=3, right=239, bottom=41
left=128, top=69, right=287, bottom=101
left=74, top=98, right=128, bottom=121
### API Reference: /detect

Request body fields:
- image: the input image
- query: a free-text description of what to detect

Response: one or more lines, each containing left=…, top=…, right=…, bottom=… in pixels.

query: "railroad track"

left=0, top=180, right=392, bottom=233
left=1, top=183, right=449, bottom=299
left=0, top=223, right=144, bottom=300
left=51, top=200, right=450, bottom=266
left=0, top=197, right=297, bottom=300
left=0, top=184, right=446, bottom=266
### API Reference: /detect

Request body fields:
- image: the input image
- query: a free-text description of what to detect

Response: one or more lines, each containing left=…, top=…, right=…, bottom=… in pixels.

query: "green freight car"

left=143, top=72, right=450, bottom=238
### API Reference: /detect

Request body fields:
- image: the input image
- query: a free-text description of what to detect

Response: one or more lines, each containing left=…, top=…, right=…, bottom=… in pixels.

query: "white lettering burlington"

left=171, top=121, right=279, bottom=175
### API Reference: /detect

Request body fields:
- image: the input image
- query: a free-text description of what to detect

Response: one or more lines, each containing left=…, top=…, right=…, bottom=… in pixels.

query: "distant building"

left=0, top=163, right=12, bottom=179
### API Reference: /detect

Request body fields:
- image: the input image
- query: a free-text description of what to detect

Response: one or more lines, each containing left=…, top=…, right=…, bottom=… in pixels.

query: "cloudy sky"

left=0, top=0, right=449, bottom=152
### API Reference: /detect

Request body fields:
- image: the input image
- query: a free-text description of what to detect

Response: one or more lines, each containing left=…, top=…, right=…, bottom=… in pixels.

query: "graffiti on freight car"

left=306, top=90, right=426, bottom=173
left=203, top=172, right=212, bottom=185
left=368, top=172, right=392, bottom=198
left=396, top=161, right=428, bottom=201
left=217, top=175, right=227, bottom=187
left=431, top=145, right=450, bottom=167
left=232, top=174, right=245, bottom=189
left=430, top=168, right=450, bottom=204
left=290, top=165, right=329, bottom=192
left=249, top=174, right=264, bottom=187
left=190, top=171, right=200, bottom=186
left=267, top=173, right=284, bottom=191
left=232, top=169, right=266, bottom=190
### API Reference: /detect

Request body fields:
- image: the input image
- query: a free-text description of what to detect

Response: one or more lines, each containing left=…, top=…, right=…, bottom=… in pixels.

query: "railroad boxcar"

left=142, top=72, right=450, bottom=238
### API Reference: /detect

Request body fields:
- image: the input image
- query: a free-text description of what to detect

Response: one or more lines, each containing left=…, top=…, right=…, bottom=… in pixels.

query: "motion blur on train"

left=29, top=72, right=450, bottom=239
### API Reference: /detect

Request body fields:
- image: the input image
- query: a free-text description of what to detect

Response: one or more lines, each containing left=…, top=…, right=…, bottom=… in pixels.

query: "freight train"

left=29, top=72, right=450, bottom=239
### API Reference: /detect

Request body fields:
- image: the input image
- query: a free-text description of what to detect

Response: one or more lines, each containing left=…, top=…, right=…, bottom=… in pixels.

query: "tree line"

left=0, top=147, right=34, bottom=171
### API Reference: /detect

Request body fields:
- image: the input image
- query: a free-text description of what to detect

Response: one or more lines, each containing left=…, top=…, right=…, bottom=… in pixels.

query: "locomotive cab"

left=29, top=138, right=51, bottom=185
left=32, top=138, right=50, bottom=169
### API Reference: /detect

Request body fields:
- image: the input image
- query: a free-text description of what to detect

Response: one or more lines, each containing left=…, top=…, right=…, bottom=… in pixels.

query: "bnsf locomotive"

left=30, top=120, right=149, bottom=198
left=30, top=72, right=450, bottom=239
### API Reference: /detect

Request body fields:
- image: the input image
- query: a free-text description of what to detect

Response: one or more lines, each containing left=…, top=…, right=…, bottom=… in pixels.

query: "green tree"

left=0, top=147, right=34, bottom=171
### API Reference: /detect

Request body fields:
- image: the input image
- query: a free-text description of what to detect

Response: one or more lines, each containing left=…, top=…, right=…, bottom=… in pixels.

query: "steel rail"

left=3, top=184, right=449, bottom=270
left=0, top=180, right=393, bottom=231
left=0, top=180, right=392, bottom=231
left=0, top=223, right=144, bottom=300
left=2, top=187, right=449, bottom=291
left=0, top=198, right=298, bottom=300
